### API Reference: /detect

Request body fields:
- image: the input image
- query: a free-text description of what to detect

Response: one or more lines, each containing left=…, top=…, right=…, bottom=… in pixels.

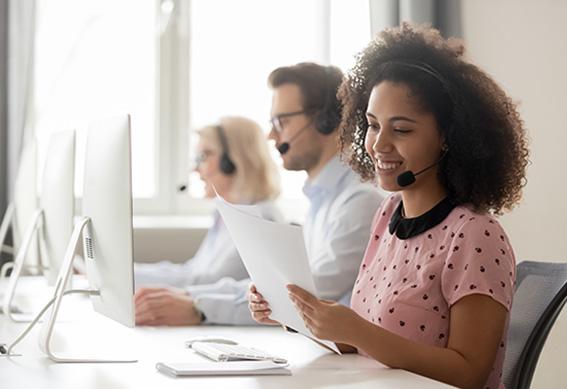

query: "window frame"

left=133, top=0, right=213, bottom=216
left=134, top=0, right=368, bottom=217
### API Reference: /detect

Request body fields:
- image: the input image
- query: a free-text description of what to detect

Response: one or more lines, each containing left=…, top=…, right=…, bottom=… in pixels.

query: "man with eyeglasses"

left=175, top=63, right=384, bottom=326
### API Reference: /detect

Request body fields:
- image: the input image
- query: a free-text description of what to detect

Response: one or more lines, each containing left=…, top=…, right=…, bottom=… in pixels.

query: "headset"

left=313, top=66, right=341, bottom=135
left=215, top=124, right=236, bottom=175
left=276, top=66, right=341, bottom=155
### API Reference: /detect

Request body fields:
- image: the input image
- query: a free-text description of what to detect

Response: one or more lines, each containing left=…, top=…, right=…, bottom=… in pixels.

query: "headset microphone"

left=396, top=150, right=448, bottom=187
left=277, top=142, right=290, bottom=155
left=397, top=169, right=422, bottom=187
left=276, top=123, right=311, bottom=155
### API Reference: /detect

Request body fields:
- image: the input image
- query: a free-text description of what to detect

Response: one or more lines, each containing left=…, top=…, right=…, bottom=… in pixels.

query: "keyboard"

left=189, top=342, right=287, bottom=364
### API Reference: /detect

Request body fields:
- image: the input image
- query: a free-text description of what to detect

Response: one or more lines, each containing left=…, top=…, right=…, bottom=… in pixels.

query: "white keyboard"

left=189, top=342, right=287, bottom=364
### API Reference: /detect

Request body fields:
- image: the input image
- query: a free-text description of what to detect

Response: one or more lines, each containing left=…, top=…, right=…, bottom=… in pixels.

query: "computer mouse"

left=184, top=336, right=239, bottom=348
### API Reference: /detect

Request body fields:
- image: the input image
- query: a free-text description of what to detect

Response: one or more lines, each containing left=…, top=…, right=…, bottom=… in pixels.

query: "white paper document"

left=215, top=195, right=340, bottom=354
left=156, top=360, right=291, bottom=377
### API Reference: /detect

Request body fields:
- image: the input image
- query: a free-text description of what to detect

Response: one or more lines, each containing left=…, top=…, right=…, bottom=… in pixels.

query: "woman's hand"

left=247, top=284, right=279, bottom=325
left=287, top=284, right=362, bottom=344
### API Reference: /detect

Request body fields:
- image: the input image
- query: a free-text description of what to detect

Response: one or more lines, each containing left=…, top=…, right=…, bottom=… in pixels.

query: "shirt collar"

left=389, top=197, right=457, bottom=240
left=302, top=156, right=350, bottom=200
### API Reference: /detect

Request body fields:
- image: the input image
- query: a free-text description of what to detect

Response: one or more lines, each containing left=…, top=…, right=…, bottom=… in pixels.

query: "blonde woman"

left=134, top=116, right=282, bottom=326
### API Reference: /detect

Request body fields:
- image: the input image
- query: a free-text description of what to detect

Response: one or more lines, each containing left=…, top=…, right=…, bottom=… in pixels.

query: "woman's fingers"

left=248, top=284, right=267, bottom=305
left=252, top=308, right=273, bottom=323
left=248, top=284, right=265, bottom=299
left=249, top=301, right=269, bottom=311
left=251, top=291, right=266, bottom=302
left=287, top=284, right=319, bottom=310
left=290, top=296, right=316, bottom=315
left=248, top=284, right=279, bottom=325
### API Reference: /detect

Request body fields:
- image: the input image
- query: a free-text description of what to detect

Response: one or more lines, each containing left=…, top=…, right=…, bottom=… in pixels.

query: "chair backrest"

left=502, top=260, right=567, bottom=389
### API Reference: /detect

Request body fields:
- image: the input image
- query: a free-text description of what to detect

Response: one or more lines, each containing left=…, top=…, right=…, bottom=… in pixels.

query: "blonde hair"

left=198, top=116, right=280, bottom=203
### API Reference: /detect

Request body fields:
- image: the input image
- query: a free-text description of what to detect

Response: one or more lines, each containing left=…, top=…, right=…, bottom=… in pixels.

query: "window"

left=32, top=0, right=370, bottom=218
left=34, top=0, right=159, bottom=204
left=184, top=0, right=370, bottom=220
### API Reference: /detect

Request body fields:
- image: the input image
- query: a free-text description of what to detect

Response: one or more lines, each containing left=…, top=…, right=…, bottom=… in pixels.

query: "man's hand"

left=134, top=287, right=202, bottom=326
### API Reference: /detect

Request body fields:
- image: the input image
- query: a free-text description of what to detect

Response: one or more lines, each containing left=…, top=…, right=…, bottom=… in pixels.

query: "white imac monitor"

left=0, top=140, right=39, bottom=281
left=40, top=130, right=76, bottom=286
left=37, top=115, right=135, bottom=363
left=2, top=131, right=75, bottom=320
left=81, top=115, right=135, bottom=327
left=12, top=140, right=39, bottom=267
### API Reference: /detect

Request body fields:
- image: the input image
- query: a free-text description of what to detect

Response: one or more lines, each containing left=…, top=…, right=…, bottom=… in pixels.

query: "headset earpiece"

left=215, top=125, right=236, bottom=175
left=219, top=153, right=236, bottom=175
left=315, top=66, right=340, bottom=135
left=315, top=110, right=340, bottom=135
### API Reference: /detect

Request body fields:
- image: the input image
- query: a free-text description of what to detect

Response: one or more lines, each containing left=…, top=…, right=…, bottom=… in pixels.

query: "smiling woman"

left=339, top=25, right=529, bottom=216
left=364, top=81, right=446, bottom=202
left=280, top=23, right=530, bottom=389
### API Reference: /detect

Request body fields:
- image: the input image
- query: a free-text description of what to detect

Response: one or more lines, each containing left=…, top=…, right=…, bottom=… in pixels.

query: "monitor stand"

left=0, top=203, right=16, bottom=291
left=37, top=216, right=137, bottom=363
left=0, top=203, right=15, bottom=256
left=2, top=209, right=50, bottom=322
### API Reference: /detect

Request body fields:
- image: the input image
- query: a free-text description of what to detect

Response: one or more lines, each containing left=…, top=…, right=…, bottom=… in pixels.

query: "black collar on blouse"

left=389, top=197, right=457, bottom=240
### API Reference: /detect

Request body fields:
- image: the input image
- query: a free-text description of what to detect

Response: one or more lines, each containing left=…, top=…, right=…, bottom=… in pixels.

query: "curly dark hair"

left=338, top=23, right=529, bottom=215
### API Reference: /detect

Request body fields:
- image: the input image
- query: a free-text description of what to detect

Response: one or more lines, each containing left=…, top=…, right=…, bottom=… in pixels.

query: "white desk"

left=0, top=277, right=453, bottom=389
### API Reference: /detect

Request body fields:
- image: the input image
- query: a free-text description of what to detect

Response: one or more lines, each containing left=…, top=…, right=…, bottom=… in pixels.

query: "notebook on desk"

left=155, top=360, right=291, bottom=377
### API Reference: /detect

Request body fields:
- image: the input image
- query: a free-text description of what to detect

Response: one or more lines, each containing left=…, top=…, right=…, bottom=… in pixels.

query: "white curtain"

left=0, top=0, right=8, bottom=213
left=7, top=0, right=37, bottom=202
left=369, top=0, right=462, bottom=38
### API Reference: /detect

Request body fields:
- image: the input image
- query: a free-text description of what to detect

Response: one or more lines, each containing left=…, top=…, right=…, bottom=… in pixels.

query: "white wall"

left=132, top=216, right=211, bottom=263
left=133, top=226, right=207, bottom=263
left=461, top=0, right=567, bottom=387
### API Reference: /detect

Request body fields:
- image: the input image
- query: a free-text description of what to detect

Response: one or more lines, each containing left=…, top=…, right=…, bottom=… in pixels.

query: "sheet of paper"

left=216, top=195, right=340, bottom=354
left=156, top=360, right=291, bottom=376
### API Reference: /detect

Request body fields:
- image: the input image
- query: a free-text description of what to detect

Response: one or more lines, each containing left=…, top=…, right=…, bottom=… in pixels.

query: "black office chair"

left=502, top=260, right=567, bottom=389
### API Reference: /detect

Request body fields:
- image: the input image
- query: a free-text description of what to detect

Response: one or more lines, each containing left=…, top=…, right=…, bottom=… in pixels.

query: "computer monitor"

left=40, top=131, right=76, bottom=286
left=0, top=140, right=39, bottom=283
left=2, top=132, right=75, bottom=321
left=38, top=115, right=136, bottom=363
left=13, top=140, right=40, bottom=268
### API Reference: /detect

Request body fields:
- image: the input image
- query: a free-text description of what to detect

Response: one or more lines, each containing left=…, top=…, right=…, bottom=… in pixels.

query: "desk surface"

left=0, top=277, right=453, bottom=389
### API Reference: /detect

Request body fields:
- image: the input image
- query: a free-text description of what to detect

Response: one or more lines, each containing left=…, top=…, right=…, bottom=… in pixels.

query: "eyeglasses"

left=193, top=150, right=215, bottom=167
left=269, top=110, right=309, bottom=133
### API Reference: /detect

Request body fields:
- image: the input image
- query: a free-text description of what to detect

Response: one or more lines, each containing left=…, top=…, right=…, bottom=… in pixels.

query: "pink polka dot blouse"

left=350, top=194, right=516, bottom=389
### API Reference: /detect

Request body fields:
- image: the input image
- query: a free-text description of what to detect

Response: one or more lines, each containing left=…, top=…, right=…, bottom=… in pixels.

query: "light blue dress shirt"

left=187, top=156, right=385, bottom=325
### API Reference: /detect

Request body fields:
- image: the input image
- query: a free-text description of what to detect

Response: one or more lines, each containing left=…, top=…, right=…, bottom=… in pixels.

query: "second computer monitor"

left=40, top=130, right=76, bottom=285
left=33, top=115, right=135, bottom=362
left=82, top=115, right=135, bottom=327
left=12, top=140, right=39, bottom=268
